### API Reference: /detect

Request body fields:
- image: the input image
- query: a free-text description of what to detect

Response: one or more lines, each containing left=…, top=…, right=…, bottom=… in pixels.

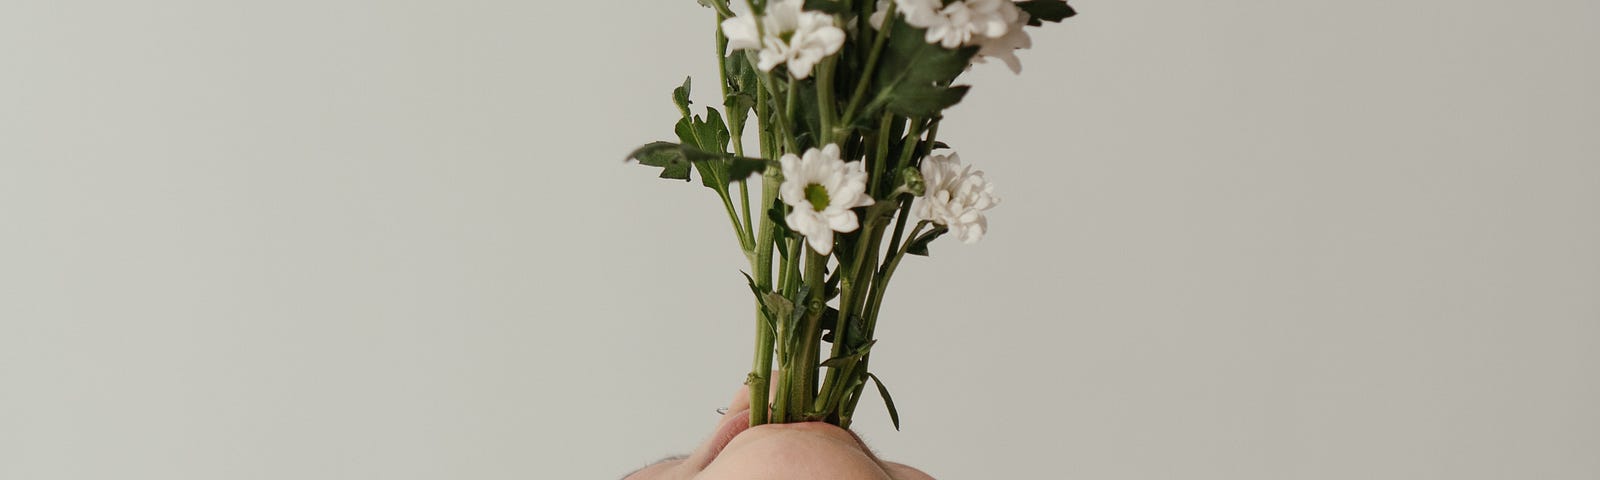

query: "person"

left=622, top=384, right=936, bottom=479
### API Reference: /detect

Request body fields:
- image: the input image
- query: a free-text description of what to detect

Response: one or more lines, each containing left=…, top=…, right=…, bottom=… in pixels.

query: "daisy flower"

left=915, top=152, right=1000, bottom=244
left=721, top=0, right=847, bottom=79
left=780, top=144, right=875, bottom=255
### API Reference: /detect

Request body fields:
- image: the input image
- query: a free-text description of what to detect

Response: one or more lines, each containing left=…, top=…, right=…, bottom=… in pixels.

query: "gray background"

left=3, top=1, right=1598, bottom=479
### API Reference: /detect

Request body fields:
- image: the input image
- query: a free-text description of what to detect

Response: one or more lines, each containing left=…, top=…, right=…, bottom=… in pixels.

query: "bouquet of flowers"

left=628, top=0, right=1077, bottom=429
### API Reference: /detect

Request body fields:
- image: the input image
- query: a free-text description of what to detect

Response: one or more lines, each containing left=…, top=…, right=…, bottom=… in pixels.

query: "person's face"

left=623, top=388, right=934, bottom=480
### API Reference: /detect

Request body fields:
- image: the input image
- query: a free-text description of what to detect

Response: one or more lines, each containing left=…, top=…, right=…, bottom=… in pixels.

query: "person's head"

left=623, top=387, right=934, bottom=479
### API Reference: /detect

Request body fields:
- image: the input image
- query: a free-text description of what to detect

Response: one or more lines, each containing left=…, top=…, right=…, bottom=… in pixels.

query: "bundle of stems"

left=629, top=0, right=1076, bottom=429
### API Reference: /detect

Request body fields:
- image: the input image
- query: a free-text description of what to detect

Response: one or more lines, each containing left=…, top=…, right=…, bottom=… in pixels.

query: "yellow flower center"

left=804, top=183, right=831, bottom=212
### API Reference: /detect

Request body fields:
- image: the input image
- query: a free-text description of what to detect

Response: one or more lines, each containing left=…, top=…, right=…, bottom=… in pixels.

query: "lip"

left=692, top=407, right=753, bottom=470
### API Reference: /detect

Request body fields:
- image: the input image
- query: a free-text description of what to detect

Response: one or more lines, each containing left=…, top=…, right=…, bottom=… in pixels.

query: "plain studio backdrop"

left=2, top=1, right=1597, bottom=479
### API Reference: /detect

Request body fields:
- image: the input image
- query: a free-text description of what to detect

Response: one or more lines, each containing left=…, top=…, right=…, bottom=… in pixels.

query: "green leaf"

left=1016, top=0, right=1077, bottom=26
left=906, top=226, right=949, bottom=256
left=867, top=372, right=901, bottom=431
left=782, top=286, right=812, bottom=363
left=819, top=339, right=878, bottom=368
left=725, top=92, right=755, bottom=119
left=725, top=53, right=759, bottom=92
left=870, top=18, right=979, bottom=117
left=767, top=198, right=795, bottom=244
left=673, top=77, right=693, bottom=118
left=745, top=272, right=793, bottom=334
left=888, top=85, right=970, bottom=118
left=820, top=310, right=870, bottom=352
left=627, top=141, right=692, bottom=181
left=627, top=141, right=770, bottom=185
left=802, top=0, right=850, bottom=14
left=700, top=107, right=732, bottom=153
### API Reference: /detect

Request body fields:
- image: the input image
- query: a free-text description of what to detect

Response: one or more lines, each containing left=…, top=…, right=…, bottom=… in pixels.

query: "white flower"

left=868, top=0, right=896, bottom=30
left=721, top=0, right=846, bottom=79
left=892, top=0, right=1019, bottom=49
left=780, top=144, right=875, bottom=255
left=915, top=152, right=999, bottom=244
left=972, top=10, right=1032, bottom=73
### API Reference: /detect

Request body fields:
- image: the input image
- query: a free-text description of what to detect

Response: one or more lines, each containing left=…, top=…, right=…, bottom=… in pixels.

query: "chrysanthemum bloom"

left=973, top=11, right=1032, bottom=73
left=894, top=0, right=1019, bottom=49
left=781, top=144, right=875, bottom=255
left=915, top=152, right=1000, bottom=244
left=722, top=0, right=846, bottom=79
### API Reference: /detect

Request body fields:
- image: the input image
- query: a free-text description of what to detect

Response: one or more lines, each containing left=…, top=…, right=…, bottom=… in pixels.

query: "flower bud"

left=900, top=167, right=927, bottom=197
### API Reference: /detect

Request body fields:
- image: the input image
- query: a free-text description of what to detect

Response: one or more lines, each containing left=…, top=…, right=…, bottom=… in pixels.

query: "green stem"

left=837, top=220, right=931, bottom=424
left=894, top=117, right=925, bottom=173
left=840, top=1, right=896, bottom=127
left=745, top=30, right=780, bottom=428
left=718, top=15, right=756, bottom=245
left=844, top=0, right=896, bottom=127
left=817, top=58, right=839, bottom=145
left=758, top=73, right=802, bottom=154
left=816, top=218, right=888, bottom=418
left=703, top=0, right=735, bottom=17
left=784, top=76, right=801, bottom=152
left=870, top=113, right=894, bottom=197
left=881, top=197, right=914, bottom=269
left=717, top=190, right=754, bottom=252
left=791, top=249, right=828, bottom=418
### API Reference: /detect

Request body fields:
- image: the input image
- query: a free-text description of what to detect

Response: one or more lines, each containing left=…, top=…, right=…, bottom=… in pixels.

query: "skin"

left=624, top=385, right=935, bottom=480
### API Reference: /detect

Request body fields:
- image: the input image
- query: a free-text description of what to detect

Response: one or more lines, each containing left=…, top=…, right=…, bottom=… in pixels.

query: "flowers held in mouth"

left=721, top=0, right=847, bottom=79
left=780, top=144, right=875, bottom=255
left=915, top=152, right=1000, bottom=244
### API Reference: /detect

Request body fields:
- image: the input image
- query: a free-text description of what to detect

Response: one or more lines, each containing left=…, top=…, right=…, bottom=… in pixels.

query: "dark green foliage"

left=1017, top=0, right=1077, bottom=26
left=631, top=77, right=768, bottom=186
left=724, top=53, right=759, bottom=139
left=673, top=76, right=693, bottom=118
left=868, top=373, right=901, bottom=430
left=626, top=141, right=767, bottom=184
left=628, top=142, right=693, bottom=181
left=869, top=18, right=979, bottom=117
left=906, top=226, right=950, bottom=256
left=802, top=0, right=851, bottom=15
left=819, top=339, right=876, bottom=368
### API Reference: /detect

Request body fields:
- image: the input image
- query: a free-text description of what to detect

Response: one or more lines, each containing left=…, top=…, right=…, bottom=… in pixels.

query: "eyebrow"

left=619, top=454, right=689, bottom=480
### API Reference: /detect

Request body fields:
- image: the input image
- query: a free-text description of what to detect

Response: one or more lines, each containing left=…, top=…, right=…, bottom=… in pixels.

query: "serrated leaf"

left=701, top=107, right=732, bottom=152
left=867, top=372, right=901, bottom=430
left=888, top=85, right=970, bottom=117
left=725, top=92, right=756, bottom=117
left=627, top=141, right=770, bottom=185
left=1017, top=0, right=1077, bottom=26
left=906, top=226, right=949, bottom=256
left=673, top=77, right=693, bottom=118
left=627, top=141, right=692, bottom=181
left=868, top=18, right=979, bottom=118
left=674, top=117, right=697, bottom=147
